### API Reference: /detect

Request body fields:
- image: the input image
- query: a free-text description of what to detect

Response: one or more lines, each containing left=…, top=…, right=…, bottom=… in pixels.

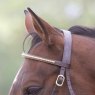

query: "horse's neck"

left=72, top=34, right=95, bottom=67
left=71, top=34, right=95, bottom=94
left=72, top=34, right=95, bottom=72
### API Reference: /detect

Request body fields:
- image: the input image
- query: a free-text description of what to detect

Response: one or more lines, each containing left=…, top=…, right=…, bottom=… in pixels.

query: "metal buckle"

left=56, top=75, right=65, bottom=86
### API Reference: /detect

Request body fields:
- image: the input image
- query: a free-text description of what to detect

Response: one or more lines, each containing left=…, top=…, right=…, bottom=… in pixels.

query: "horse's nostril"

left=24, top=86, right=42, bottom=95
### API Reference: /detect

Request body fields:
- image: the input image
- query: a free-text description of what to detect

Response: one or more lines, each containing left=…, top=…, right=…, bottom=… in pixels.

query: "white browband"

left=22, top=52, right=56, bottom=64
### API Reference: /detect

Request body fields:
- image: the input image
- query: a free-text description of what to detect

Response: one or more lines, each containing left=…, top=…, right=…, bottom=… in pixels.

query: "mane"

left=26, top=26, right=95, bottom=48
left=69, top=25, right=95, bottom=38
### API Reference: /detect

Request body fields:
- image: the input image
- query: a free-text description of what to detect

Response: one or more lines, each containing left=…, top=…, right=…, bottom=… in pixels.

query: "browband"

left=22, top=52, right=66, bottom=67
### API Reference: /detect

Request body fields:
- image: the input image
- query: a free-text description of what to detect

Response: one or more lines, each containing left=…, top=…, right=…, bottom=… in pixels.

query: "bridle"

left=22, top=30, right=75, bottom=95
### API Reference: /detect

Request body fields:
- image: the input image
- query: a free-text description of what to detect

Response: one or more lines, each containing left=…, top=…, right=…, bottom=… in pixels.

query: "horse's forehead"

left=30, top=42, right=50, bottom=54
left=30, top=42, right=62, bottom=59
left=19, top=43, right=60, bottom=79
left=22, top=56, right=58, bottom=78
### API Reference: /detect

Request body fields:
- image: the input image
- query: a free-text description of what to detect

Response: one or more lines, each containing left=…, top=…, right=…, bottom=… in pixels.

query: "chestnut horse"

left=9, top=8, right=95, bottom=95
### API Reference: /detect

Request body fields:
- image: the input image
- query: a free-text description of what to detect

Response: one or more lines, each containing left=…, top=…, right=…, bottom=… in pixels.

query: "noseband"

left=22, top=30, right=75, bottom=95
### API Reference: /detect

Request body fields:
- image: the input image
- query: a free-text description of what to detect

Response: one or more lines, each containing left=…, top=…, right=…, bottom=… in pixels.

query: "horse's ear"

left=24, top=10, right=38, bottom=36
left=25, top=8, right=63, bottom=47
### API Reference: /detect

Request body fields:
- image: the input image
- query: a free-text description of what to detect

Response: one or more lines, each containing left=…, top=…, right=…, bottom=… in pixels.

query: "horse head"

left=9, top=8, right=95, bottom=95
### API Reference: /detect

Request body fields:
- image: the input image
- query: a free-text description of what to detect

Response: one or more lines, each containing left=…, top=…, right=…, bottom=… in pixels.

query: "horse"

left=9, top=8, right=95, bottom=95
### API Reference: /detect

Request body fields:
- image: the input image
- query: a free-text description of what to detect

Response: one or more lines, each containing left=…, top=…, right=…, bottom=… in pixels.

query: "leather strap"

left=62, top=30, right=72, bottom=66
left=51, top=30, right=75, bottom=95
left=66, top=69, right=75, bottom=95
left=56, top=30, right=72, bottom=86
left=61, top=30, right=75, bottom=95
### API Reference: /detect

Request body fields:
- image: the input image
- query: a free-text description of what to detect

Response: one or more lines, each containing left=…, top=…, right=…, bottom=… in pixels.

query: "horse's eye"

left=24, top=86, right=42, bottom=95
